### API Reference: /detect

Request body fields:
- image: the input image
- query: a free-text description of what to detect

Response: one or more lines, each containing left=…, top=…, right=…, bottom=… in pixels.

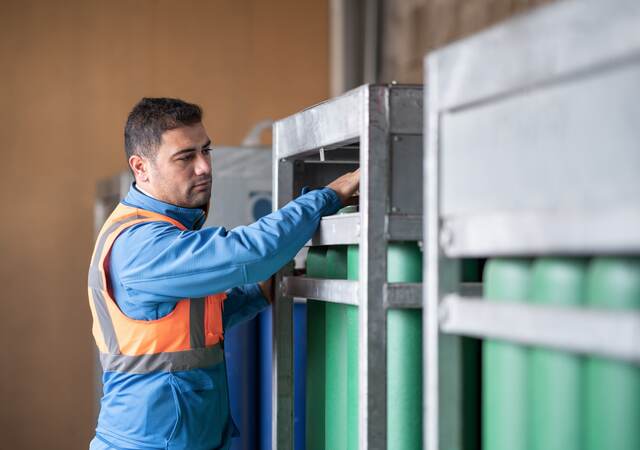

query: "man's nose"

left=194, top=152, right=212, bottom=176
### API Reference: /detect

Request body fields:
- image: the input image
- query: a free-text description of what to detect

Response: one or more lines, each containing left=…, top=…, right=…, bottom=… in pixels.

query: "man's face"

left=146, top=122, right=213, bottom=208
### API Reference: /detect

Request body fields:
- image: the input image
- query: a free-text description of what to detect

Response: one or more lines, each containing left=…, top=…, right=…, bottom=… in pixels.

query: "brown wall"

left=382, top=0, right=556, bottom=83
left=0, top=1, right=328, bottom=448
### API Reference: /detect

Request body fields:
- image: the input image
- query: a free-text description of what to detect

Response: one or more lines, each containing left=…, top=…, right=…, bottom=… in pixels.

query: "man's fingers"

left=325, top=167, right=361, bottom=205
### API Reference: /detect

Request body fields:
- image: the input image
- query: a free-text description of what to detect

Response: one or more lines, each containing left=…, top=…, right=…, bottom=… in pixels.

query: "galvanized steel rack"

left=272, top=84, right=423, bottom=450
left=423, top=0, right=640, bottom=449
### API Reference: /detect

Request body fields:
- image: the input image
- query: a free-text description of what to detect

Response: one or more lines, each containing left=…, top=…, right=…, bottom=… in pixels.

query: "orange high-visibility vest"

left=88, top=203, right=227, bottom=374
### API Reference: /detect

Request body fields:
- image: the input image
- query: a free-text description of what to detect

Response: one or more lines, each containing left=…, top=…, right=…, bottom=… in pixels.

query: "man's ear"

left=129, top=154, right=150, bottom=183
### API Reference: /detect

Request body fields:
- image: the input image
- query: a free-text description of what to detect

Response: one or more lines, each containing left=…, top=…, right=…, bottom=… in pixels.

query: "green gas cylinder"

left=529, top=258, right=587, bottom=450
left=387, top=242, right=423, bottom=450
left=306, top=247, right=328, bottom=450
left=346, top=245, right=360, bottom=450
left=584, top=257, right=640, bottom=450
left=482, top=258, right=531, bottom=450
left=349, top=242, right=423, bottom=450
left=325, top=246, right=349, bottom=450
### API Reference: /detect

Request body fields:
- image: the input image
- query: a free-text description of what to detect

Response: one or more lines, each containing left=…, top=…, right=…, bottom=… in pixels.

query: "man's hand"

left=259, top=277, right=274, bottom=304
left=326, top=169, right=360, bottom=206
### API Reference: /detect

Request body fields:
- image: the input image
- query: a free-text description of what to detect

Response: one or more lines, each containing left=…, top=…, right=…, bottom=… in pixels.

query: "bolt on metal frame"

left=272, top=84, right=424, bottom=450
left=423, top=0, right=640, bottom=449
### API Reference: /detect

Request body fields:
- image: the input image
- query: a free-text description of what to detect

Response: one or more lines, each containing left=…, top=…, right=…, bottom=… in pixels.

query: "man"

left=88, top=97, right=359, bottom=450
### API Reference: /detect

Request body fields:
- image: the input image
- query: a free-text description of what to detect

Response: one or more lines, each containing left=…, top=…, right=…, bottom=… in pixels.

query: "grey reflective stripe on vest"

left=100, top=344, right=224, bottom=374
left=91, top=287, right=120, bottom=354
left=189, top=298, right=206, bottom=349
left=88, top=214, right=140, bottom=290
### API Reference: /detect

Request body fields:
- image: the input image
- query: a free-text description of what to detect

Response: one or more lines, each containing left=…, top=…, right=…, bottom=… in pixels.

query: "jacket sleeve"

left=222, top=283, right=269, bottom=331
left=112, top=187, right=341, bottom=302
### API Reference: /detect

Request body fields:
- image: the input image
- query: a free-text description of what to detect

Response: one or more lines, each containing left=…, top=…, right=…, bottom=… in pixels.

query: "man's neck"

left=136, top=183, right=157, bottom=200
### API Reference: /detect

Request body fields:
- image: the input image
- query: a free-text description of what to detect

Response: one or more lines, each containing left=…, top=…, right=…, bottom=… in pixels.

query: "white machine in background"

left=205, top=146, right=272, bottom=229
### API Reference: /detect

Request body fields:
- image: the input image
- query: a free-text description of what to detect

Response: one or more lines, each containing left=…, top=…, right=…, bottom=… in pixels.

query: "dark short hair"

left=124, top=97, right=203, bottom=161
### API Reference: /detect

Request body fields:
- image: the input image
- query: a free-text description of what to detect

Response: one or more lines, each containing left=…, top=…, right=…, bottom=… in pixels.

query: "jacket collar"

left=122, top=183, right=207, bottom=230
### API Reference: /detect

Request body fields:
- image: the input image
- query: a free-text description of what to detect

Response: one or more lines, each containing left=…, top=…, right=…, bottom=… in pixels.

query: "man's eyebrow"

left=172, top=139, right=212, bottom=157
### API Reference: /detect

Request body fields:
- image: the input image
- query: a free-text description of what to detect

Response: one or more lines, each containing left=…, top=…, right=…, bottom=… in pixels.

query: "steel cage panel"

left=432, top=0, right=640, bottom=257
left=424, top=1, right=640, bottom=450
left=273, top=84, right=424, bottom=450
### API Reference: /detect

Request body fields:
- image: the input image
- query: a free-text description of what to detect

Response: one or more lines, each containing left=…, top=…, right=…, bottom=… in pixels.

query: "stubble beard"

left=183, top=182, right=211, bottom=209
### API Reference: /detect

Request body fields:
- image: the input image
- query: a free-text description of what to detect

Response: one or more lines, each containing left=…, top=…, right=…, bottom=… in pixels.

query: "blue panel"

left=259, top=307, right=273, bottom=450
left=225, top=317, right=258, bottom=450
left=293, top=302, right=307, bottom=450
left=257, top=304, right=307, bottom=450
left=258, top=303, right=307, bottom=450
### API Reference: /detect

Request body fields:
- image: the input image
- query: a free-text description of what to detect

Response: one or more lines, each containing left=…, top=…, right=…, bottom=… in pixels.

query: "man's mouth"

left=193, top=181, right=211, bottom=191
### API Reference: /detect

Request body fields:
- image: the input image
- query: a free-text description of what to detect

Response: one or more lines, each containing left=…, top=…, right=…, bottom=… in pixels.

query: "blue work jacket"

left=91, top=183, right=341, bottom=450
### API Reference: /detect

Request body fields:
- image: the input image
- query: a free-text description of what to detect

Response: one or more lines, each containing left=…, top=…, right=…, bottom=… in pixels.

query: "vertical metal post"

left=329, top=0, right=363, bottom=97
left=408, top=6, right=484, bottom=450
left=424, top=58, right=463, bottom=450
left=437, top=261, right=463, bottom=450
left=362, top=0, right=381, bottom=85
left=424, top=55, right=440, bottom=450
left=359, top=85, right=390, bottom=450
left=272, top=269, right=293, bottom=450
left=272, top=127, right=295, bottom=450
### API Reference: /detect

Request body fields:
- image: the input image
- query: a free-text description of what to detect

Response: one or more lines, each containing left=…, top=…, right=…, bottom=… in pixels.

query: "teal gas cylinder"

left=306, top=247, right=328, bottom=450
left=325, top=246, right=349, bottom=449
left=387, top=242, right=423, bottom=450
left=482, top=258, right=531, bottom=450
left=348, top=242, right=423, bottom=450
left=584, top=257, right=640, bottom=450
left=346, top=245, right=360, bottom=450
left=529, top=258, right=587, bottom=450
